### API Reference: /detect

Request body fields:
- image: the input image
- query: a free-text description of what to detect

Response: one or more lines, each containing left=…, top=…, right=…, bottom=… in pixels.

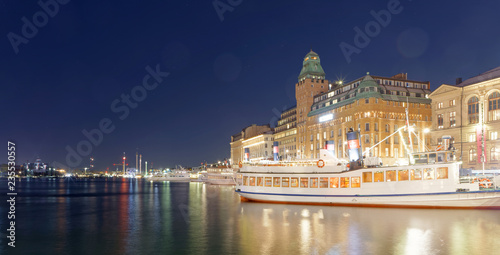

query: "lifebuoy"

left=238, top=161, right=242, bottom=168
left=317, top=159, right=325, bottom=168
left=479, top=178, right=492, bottom=189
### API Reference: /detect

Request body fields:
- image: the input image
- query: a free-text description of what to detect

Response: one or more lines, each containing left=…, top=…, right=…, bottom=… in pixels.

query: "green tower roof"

left=298, top=50, right=326, bottom=81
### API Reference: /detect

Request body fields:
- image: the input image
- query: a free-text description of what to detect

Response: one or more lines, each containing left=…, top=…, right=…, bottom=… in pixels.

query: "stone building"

left=429, top=66, right=500, bottom=170
left=274, top=106, right=297, bottom=160
left=303, top=72, right=433, bottom=166
left=230, top=124, right=274, bottom=167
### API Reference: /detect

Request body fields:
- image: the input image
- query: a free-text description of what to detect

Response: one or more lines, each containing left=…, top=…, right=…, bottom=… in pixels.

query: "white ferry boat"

left=235, top=132, right=500, bottom=209
left=147, top=167, right=190, bottom=182
left=206, top=166, right=235, bottom=185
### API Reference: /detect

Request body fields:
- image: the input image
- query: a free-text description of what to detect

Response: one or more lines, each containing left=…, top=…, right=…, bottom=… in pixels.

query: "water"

left=1, top=178, right=499, bottom=255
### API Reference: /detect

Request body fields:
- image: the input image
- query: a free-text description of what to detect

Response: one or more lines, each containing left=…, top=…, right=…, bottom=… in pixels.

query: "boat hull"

left=236, top=189, right=500, bottom=209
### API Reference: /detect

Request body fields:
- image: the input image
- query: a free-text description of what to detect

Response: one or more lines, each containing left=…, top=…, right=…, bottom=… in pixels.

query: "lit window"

left=282, top=177, right=290, bottom=187
left=310, top=178, right=318, bottom=188
left=351, top=177, right=360, bottom=188
left=449, top=112, right=456, bottom=127
left=398, top=170, right=409, bottom=181
left=362, top=172, right=372, bottom=182
left=437, top=114, right=444, bottom=129
left=423, top=168, right=434, bottom=180
left=300, top=177, right=308, bottom=188
left=386, top=170, right=396, bottom=182
left=468, top=97, right=479, bottom=124
left=469, top=149, right=477, bottom=162
left=273, top=177, right=280, bottom=187
left=411, top=169, right=422, bottom=180
left=469, top=134, right=476, bottom=142
left=488, top=92, right=500, bottom=121
left=319, top=177, right=328, bottom=188
left=491, top=131, right=498, bottom=140
left=491, top=148, right=499, bottom=161
left=329, top=177, right=339, bottom=188
left=340, top=177, right=350, bottom=188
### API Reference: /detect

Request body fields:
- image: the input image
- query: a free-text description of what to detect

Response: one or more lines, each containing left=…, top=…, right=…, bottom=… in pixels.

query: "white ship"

left=235, top=129, right=500, bottom=209
left=206, top=166, right=235, bottom=185
left=147, top=167, right=190, bottom=182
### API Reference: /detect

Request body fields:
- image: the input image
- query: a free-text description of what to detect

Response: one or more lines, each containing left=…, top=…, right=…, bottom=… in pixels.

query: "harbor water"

left=1, top=178, right=499, bottom=255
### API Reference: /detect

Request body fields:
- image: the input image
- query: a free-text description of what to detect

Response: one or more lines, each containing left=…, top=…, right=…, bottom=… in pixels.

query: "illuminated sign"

left=319, top=114, right=333, bottom=122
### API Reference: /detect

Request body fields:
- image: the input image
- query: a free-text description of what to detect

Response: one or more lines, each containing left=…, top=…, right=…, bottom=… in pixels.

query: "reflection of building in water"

left=237, top=204, right=500, bottom=254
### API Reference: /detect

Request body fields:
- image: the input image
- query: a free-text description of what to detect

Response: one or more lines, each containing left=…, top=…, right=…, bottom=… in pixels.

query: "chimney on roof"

left=391, top=73, right=408, bottom=80
left=456, top=78, right=462, bottom=85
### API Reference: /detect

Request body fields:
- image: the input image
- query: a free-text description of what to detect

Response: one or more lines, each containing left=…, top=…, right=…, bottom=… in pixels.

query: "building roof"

left=457, top=66, right=500, bottom=87
left=298, top=50, right=326, bottom=81
left=308, top=73, right=431, bottom=117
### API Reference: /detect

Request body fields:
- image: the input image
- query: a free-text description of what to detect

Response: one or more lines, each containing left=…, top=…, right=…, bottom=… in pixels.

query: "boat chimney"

left=325, top=140, right=335, bottom=156
left=244, top=148, right=250, bottom=161
left=273, top=141, right=279, bottom=161
left=347, top=129, right=363, bottom=170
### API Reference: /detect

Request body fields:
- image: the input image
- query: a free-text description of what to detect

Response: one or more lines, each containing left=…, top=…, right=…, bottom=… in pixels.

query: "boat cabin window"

left=418, top=154, right=428, bottom=164
left=398, top=170, right=409, bottom=181
left=291, top=177, right=299, bottom=188
left=265, top=177, right=272, bottom=187
left=429, top=153, right=437, bottom=163
left=340, top=177, right=350, bottom=188
left=386, top=170, right=396, bottom=182
left=363, top=171, right=372, bottom=183
left=330, top=177, right=339, bottom=188
left=351, top=177, right=361, bottom=188
left=436, top=167, right=448, bottom=179
left=257, top=177, right=263, bottom=186
left=273, top=177, right=280, bottom=187
left=437, top=153, right=445, bottom=162
left=282, top=177, right=290, bottom=187
left=300, top=177, right=309, bottom=188
left=243, top=176, right=249, bottom=186
left=424, top=168, right=434, bottom=180
left=310, top=178, right=318, bottom=188
left=411, top=169, right=422, bottom=180
left=320, top=177, right=328, bottom=188
left=446, top=152, right=453, bottom=162
left=374, top=171, right=384, bottom=182
left=249, top=176, right=255, bottom=186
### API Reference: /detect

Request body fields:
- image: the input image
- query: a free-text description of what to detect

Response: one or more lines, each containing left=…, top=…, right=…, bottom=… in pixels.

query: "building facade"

left=274, top=106, right=297, bottom=160
left=304, top=72, right=433, bottom=166
left=295, top=50, right=330, bottom=159
left=429, top=66, right=500, bottom=170
left=230, top=124, right=274, bottom=167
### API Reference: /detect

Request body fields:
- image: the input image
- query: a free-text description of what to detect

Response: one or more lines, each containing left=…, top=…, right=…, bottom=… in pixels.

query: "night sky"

left=1, top=0, right=500, bottom=170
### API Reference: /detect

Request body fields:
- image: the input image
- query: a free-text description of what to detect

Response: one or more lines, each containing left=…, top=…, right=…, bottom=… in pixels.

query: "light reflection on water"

left=1, top=179, right=499, bottom=255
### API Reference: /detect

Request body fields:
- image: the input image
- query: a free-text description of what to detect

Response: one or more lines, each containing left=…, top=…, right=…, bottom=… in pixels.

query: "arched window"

left=491, top=147, right=498, bottom=161
left=488, top=92, right=500, bottom=121
left=469, top=149, right=477, bottom=162
left=468, top=97, right=479, bottom=124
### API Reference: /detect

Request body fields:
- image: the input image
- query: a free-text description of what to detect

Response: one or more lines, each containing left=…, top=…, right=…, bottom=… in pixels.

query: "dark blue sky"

left=1, top=0, right=500, bottom=170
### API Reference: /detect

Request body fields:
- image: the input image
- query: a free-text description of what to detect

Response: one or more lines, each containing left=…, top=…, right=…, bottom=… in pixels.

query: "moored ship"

left=147, top=167, right=190, bottom=182
left=235, top=130, right=500, bottom=209
left=206, top=165, right=235, bottom=185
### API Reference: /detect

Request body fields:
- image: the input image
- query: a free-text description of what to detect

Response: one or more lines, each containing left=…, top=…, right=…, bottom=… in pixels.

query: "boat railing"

left=242, top=160, right=321, bottom=167
left=410, top=150, right=457, bottom=165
